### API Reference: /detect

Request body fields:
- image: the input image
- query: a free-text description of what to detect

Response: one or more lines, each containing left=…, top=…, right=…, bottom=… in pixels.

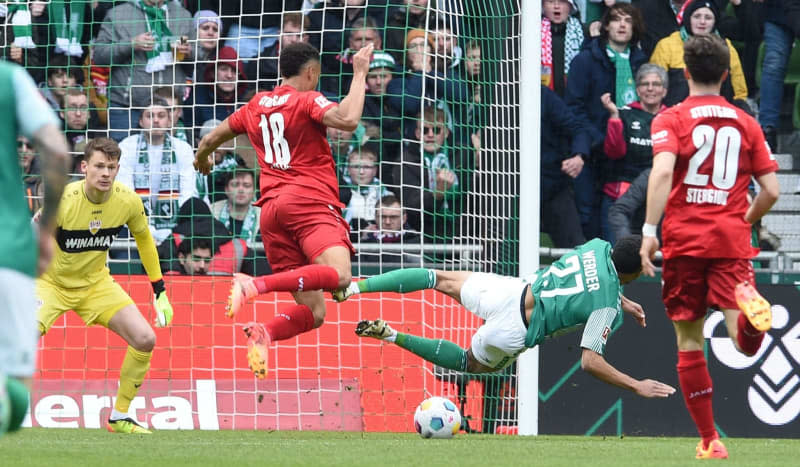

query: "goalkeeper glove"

left=152, top=279, right=174, bottom=327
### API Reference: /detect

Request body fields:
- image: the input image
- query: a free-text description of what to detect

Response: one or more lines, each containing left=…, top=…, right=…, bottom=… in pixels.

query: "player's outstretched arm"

left=640, top=151, right=675, bottom=276
left=31, top=123, right=70, bottom=275
left=195, top=119, right=237, bottom=175
left=322, top=43, right=373, bottom=131
left=581, top=348, right=676, bottom=398
left=745, top=171, right=779, bottom=224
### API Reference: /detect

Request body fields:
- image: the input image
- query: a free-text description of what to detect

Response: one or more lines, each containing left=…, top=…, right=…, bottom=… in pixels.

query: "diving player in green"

left=341, top=235, right=676, bottom=398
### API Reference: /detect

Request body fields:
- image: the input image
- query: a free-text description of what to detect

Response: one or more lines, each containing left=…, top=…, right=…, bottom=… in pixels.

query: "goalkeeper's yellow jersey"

left=41, top=180, right=161, bottom=289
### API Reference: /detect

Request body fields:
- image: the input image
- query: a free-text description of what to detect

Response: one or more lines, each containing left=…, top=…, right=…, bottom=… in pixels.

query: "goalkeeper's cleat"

left=695, top=439, right=728, bottom=459
left=106, top=418, right=152, bottom=434
left=355, top=319, right=394, bottom=340
left=226, top=273, right=259, bottom=319
left=332, top=287, right=354, bottom=303
left=735, top=281, right=772, bottom=333
left=243, top=322, right=269, bottom=379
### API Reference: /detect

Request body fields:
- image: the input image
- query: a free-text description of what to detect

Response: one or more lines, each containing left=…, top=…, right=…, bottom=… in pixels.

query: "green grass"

left=1, top=429, right=796, bottom=466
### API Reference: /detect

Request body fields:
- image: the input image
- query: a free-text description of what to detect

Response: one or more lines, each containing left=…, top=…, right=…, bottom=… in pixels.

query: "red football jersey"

left=227, top=84, right=342, bottom=207
left=651, top=95, right=778, bottom=259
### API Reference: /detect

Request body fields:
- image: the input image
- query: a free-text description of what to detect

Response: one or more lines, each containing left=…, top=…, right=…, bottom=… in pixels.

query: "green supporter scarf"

left=132, top=0, right=174, bottom=73
left=606, top=45, right=636, bottom=107
left=8, top=1, right=34, bottom=49
left=50, top=0, right=86, bottom=57
left=135, top=134, right=179, bottom=231
left=217, top=202, right=259, bottom=243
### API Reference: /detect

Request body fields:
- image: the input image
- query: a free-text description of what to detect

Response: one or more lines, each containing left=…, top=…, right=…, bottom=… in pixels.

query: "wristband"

left=151, top=279, right=165, bottom=296
left=642, top=223, right=658, bottom=238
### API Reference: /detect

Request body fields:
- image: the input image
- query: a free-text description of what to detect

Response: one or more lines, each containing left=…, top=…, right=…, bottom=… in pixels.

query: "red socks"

left=264, top=304, right=316, bottom=341
left=254, top=265, right=340, bottom=294
left=736, top=312, right=766, bottom=356
left=677, top=350, right=717, bottom=447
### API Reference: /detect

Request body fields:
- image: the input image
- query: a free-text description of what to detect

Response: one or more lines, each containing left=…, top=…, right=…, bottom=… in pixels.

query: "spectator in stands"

left=308, top=0, right=385, bottom=67
left=194, top=46, right=249, bottom=125
left=60, top=88, right=104, bottom=174
left=541, top=0, right=585, bottom=98
left=3, top=1, right=48, bottom=83
left=650, top=0, right=749, bottom=107
left=384, top=0, right=429, bottom=65
left=608, top=167, right=655, bottom=242
left=430, top=15, right=463, bottom=72
left=340, top=143, right=394, bottom=242
left=192, top=10, right=221, bottom=85
left=219, top=0, right=303, bottom=60
left=599, top=63, right=668, bottom=244
left=362, top=51, right=402, bottom=180
left=212, top=167, right=261, bottom=245
left=195, top=119, right=244, bottom=204
left=360, top=194, right=423, bottom=268
left=633, top=0, right=687, bottom=57
left=154, top=86, right=191, bottom=144
left=394, top=103, right=462, bottom=240
left=117, top=98, right=197, bottom=244
left=174, top=237, right=213, bottom=275
left=759, top=0, right=794, bottom=151
left=321, top=15, right=384, bottom=98
left=565, top=3, right=647, bottom=240
left=247, top=12, right=310, bottom=92
left=327, top=123, right=366, bottom=171
left=94, top=0, right=194, bottom=142
left=462, top=40, right=482, bottom=104
left=39, top=54, right=82, bottom=120
left=540, top=85, right=591, bottom=248
left=18, top=136, right=42, bottom=215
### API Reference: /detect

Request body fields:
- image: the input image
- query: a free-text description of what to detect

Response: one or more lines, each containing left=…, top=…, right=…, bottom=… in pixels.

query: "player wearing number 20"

left=641, top=35, right=780, bottom=460
left=195, top=41, right=375, bottom=378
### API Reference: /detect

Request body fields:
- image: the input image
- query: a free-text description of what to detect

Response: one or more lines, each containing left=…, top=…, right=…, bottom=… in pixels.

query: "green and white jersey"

left=0, top=62, right=59, bottom=277
left=525, top=239, right=623, bottom=354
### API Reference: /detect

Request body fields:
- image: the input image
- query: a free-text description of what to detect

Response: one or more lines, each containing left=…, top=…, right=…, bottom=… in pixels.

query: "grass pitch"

left=1, top=429, right=796, bottom=466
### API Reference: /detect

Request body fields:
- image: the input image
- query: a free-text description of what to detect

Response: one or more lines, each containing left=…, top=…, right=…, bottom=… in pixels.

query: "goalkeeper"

left=36, top=138, right=174, bottom=434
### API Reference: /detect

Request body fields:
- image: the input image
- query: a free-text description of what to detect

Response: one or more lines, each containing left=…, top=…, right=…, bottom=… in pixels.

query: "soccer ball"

left=413, top=396, right=461, bottom=439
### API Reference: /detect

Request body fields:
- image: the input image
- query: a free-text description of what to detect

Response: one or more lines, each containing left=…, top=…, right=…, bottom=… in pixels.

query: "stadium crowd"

left=2, top=0, right=789, bottom=272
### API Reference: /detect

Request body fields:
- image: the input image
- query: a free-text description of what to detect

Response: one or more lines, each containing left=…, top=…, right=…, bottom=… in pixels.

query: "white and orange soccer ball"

left=413, top=396, right=461, bottom=439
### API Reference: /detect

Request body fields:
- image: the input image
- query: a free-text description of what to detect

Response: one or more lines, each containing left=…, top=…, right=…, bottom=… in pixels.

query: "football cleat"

left=226, top=273, right=259, bottom=319
left=735, top=281, right=772, bottom=333
left=106, top=418, right=152, bottom=434
left=332, top=287, right=354, bottom=303
left=355, top=319, right=394, bottom=340
left=695, top=439, right=728, bottom=459
left=243, top=322, right=270, bottom=379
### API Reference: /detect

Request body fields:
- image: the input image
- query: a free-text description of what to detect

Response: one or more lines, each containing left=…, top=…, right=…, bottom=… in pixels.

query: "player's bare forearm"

left=643, top=152, right=675, bottom=226
left=32, top=123, right=70, bottom=233
left=133, top=228, right=163, bottom=283
left=581, top=348, right=639, bottom=393
left=745, top=171, right=780, bottom=224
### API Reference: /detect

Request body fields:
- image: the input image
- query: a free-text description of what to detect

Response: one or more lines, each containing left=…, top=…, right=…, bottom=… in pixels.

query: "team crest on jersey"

left=631, top=121, right=641, bottom=130
left=314, top=95, right=332, bottom=108
left=601, top=326, right=611, bottom=342
left=89, top=219, right=102, bottom=235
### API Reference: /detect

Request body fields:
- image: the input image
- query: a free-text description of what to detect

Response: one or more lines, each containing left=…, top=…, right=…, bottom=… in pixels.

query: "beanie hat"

left=405, top=28, right=434, bottom=49
left=680, top=0, right=719, bottom=34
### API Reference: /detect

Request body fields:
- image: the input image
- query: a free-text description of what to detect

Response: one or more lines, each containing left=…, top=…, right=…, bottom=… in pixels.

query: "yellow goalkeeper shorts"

left=37, top=274, right=134, bottom=335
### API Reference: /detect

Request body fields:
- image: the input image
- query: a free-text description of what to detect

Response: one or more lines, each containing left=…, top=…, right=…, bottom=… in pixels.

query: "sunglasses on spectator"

left=17, top=140, right=33, bottom=149
left=422, top=125, right=446, bottom=136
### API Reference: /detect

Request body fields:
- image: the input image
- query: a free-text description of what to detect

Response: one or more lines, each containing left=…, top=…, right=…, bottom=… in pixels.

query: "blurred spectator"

left=321, top=15, right=384, bottom=98
left=219, top=0, right=303, bottom=60
left=308, top=0, right=385, bottom=68
left=94, top=0, right=194, bottom=142
left=327, top=123, right=366, bottom=171
left=61, top=88, right=104, bottom=174
left=360, top=194, right=423, bottom=268
left=607, top=167, right=654, bottom=241
left=246, top=12, right=310, bottom=91
left=117, top=98, right=197, bottom=244
left=759, top=0, right=794, bottom=151
left=384, top=0, right=429, bottom=64
left=650, top=0, right=748, bottom=107
left=194, top=119, right=244, bottom=204
left=339, top=143, right=394, bottom=241
left=212, top=167, right=261, bottom=245
left=565, top=3, right=647, bottom=239
left=633, top=0, right=687, bottom=56
left=18, top=135, right=42, bottom=215
left=192, top=10, right=221, bottom=84
left=194, top=46, right=249, bottom=124
left=50, top=0, right=92, bottom=59
left=39, top=54, right=82, bottom=121
left=429, top=14, right=463, bottom=72
left=600, top=63, right=667, bottom=244
left=462, top=40, right=482, bottom=104
left=540, top=85, right=590, bottom=248
left=362, top=51, right=402, bottom=179
left=154, top=86, right=191, bottom=143
left=174, top=237, right=213, bottom=275
left=541, top=0, right=585, bottom=98
left=394, top=103, right=461, bottom=239
left=3, top=1, right=48, bottom=82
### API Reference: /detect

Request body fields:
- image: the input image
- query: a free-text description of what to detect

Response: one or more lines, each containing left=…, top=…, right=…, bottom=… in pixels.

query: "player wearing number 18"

left=641, top=35, right=780, bottom=460
left=195, top=41, right=375, bottom=378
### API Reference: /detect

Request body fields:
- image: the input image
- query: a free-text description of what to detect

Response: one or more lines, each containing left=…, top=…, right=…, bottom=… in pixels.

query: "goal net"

left=17, top=0, right=524, bottom=433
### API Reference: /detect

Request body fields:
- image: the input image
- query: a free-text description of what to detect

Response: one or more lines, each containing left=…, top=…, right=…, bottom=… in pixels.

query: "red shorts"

left=661, top=256, right=755, bottom=322
left=259, top=194, right=354, bottom=273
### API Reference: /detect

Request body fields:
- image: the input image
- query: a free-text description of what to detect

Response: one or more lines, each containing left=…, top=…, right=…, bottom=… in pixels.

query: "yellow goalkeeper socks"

left=114, top=346, right=152, bottom=413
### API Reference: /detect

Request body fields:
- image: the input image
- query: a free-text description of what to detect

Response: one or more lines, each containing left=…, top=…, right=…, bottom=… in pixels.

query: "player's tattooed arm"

left=31, top=123, right=70, bottom=232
